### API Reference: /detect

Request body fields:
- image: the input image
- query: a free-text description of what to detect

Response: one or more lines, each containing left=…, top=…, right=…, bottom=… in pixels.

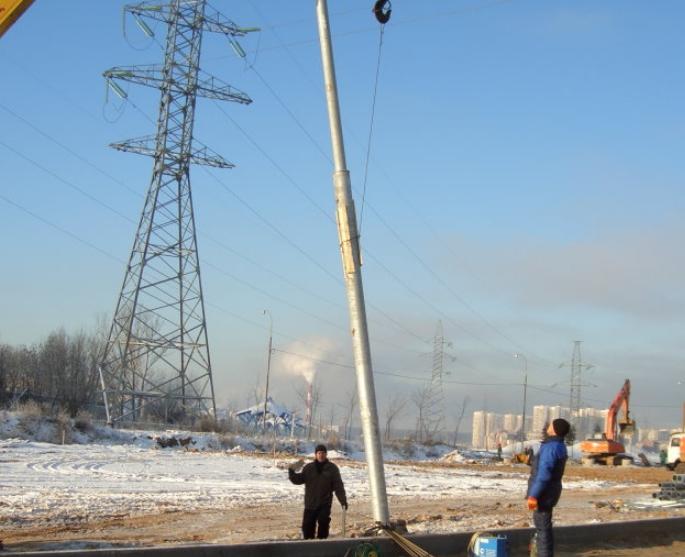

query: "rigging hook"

left=373, top=0, right=391, bottom=24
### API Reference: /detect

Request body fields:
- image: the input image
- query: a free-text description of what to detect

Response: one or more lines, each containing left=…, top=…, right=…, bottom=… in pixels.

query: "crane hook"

left=373, top=0, right=391, bottom=24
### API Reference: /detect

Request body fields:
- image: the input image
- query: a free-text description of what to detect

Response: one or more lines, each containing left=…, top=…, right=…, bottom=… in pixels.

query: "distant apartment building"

left=471, top=410, right=518, bottom=449
left=503, top=413, right=518, bottom=433
left=472, top=411, right=486, bottom=448
left=575, top=407, right=607, bottom=440
left=531, top=405, right=549, bottom=439
left=472, top=403, right=680, bottom=449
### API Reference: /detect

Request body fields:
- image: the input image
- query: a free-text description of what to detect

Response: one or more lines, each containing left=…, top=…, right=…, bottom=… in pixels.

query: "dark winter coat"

left=289, top=459, right=347, bottom=510
left=527, top=436, right=568, bottom=510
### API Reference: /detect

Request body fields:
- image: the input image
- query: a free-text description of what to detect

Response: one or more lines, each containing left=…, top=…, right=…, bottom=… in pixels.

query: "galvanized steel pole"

left=315, top=0, right=390, bottom=526
left=262, top=309, right=273, bottom=432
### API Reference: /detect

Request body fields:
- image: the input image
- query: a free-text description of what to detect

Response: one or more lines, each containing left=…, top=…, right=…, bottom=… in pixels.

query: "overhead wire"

left=212, top=5, right=536, bottom=364
left=227, top=29, right=534, bottom=366
left=232, top=0, right=580, bottom=374
left=4, top=2, right=650, bottom=406
left=0, top=101, right=425, bottom=355
left=237, top=0, right=564, bottom=369
left=216, top=0, right=516, bottom=59
left=0, top=193, right=125, bottom=265
left=273, top=348, right=526, bottom=387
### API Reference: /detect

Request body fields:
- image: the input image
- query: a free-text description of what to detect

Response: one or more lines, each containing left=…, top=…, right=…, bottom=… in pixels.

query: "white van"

left=667, top=432, right=685, bottom=471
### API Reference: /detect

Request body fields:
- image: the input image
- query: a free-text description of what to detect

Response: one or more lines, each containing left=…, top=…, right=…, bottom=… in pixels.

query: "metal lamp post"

left=514, top=353, right=528, bottom=443
left=262, top=309, right=273, bottom=432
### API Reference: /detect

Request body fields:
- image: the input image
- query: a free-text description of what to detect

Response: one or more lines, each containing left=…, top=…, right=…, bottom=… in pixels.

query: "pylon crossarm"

left=201, top=6, right=259, bottom=36
left=105, top=66, right=251, bottom=104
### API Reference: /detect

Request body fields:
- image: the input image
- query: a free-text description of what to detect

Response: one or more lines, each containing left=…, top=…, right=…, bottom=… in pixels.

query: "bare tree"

left=340, top=389, right=357, bottom=441
left=383, top=393, right=407, bottom=442
left=452, top=395, right=470, bottom=446
left=411, top=384, right=432, bottom=442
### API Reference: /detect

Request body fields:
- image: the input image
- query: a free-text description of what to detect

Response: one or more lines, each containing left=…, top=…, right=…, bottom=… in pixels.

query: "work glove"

left=288, top=458, right=305, bottom=471
left=527, top=496, right=538, bottom=511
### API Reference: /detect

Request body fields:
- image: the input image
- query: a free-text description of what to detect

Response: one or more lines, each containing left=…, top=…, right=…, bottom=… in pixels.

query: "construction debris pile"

left=653, top=473, right=685, bottom=501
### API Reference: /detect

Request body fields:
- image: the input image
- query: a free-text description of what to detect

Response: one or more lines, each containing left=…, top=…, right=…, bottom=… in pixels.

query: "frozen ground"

left=0, top=437, right=613, bottom=528
left=1, top=411, right=683, bottom=553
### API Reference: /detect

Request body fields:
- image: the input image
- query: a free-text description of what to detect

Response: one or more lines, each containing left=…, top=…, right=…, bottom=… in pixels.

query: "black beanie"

left=315, top=444, right=327, bottom=453
left=552, top=418, right=570, bottom=437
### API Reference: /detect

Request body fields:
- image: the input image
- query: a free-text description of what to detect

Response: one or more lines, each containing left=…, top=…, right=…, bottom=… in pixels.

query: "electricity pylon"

left=98, top=0, right=256, bottom=425
left=563, top=340, right=593, bottom=425
left=422, top=321, right=453, bottom=441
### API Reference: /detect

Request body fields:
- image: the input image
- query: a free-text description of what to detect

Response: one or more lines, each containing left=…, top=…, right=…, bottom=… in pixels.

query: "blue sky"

left=1, top=1, right=683, bottom=430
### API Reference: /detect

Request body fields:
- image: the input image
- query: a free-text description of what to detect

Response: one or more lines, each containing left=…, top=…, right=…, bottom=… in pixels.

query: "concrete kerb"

left=13, top=517, right=685, bottom=557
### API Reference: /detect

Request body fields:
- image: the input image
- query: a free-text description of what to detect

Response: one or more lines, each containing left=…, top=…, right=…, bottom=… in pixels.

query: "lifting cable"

left=383, top=525, right=437, bottom=557
left=359, top=0, right=392, bottom=233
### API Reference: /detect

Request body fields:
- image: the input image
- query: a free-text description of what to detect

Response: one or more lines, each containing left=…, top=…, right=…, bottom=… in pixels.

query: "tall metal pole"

left=262, top=309, right=273, bottom=432
left=315, top=0, right=389, bottom=526
left=514, top=353, right=528, bottom=442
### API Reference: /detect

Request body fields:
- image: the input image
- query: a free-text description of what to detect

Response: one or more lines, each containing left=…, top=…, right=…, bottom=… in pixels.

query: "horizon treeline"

left=0, top=327, right=104, bottom=416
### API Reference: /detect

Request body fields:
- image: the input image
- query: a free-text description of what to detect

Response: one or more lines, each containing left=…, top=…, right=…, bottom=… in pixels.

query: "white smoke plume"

left=279, top=338, right=336, bottom=384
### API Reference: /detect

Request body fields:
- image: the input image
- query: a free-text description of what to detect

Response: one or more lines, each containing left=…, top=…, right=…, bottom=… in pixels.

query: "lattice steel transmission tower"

left=422, top=321, right=453, bottom=441
left=98, top=1, right=256, bottom=425
left=566, top=340, right=593, bottom=425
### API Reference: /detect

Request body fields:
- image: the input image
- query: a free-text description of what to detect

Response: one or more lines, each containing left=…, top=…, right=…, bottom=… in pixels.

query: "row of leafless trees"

left=0, top=328, right=105, bottom=416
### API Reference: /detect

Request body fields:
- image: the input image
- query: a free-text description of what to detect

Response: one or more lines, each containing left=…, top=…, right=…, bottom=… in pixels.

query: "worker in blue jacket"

left=527, top=418, right=570, bottom=557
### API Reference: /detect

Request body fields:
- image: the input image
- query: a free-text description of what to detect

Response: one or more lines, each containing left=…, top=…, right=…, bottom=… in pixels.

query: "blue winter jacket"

left=527, top=436, right=568, bottom=509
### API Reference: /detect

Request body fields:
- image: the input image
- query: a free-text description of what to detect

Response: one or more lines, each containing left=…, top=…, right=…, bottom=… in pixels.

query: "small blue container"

left=469, top=534, right=509, bottom=557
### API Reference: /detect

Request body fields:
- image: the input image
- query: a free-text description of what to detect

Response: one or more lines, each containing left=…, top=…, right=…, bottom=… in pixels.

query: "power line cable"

left=232, top=37, right=535, bottom=364
left=272, top=348, right=522, bottom=387
left=2, top=100, right=425, bottom=356
left=202, top=165, right=428, bottom=345
left=3, top=192, right=677, bottom=410
left=219, top=0, right=515, bottom=58
left=240, top=0, right=559, bottom=366
left=0, top=194, right=125, bottom=265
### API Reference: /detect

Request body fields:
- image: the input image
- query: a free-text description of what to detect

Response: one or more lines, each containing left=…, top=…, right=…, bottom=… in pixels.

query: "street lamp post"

left=262, top=310, right=273, bottom=433
left=514, top=353, right=528, bottom=443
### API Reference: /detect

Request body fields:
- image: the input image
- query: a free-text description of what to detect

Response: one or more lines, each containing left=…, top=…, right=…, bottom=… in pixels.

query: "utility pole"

left=514, top=353, right=528, bottom=442
left=262, top=310, right=273, bottom=433
left=315, top=0, right=389, bottom=526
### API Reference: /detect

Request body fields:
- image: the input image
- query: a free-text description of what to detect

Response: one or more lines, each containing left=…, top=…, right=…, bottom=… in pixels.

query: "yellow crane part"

left=0, top=0, right=35, bottom=39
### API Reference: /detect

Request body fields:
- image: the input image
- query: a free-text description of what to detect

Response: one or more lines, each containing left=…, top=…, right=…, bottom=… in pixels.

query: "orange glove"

left=527, top=496, right=538, bottom=511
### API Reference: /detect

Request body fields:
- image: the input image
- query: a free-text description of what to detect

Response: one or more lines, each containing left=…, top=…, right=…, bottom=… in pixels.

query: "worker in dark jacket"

left=527, top=418, right=570, bottom=557
left=288, top=444, right=348, bottom=539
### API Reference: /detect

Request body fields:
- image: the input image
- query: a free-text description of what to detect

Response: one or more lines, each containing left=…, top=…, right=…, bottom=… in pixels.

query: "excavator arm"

left=0, top=0, right=35, bottom=39
left=580, top=379, right=636, bottom=464
left=606, top=379, right=635, bottom=441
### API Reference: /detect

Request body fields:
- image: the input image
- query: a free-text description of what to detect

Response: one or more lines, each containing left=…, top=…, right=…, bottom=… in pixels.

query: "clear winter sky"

left=1, top=1, right=683, bottom=431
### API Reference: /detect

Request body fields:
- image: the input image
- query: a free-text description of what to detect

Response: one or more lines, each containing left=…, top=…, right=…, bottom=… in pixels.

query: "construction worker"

left=288, top=444, right=348, bottom=540
left=526, top=418, right=570, bottom=557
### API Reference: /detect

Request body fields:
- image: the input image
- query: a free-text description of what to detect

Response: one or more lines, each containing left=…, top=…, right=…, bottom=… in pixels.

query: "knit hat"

left=315, top=444, right=327, bottom=453
left=552, top=418, right=570, bottom=437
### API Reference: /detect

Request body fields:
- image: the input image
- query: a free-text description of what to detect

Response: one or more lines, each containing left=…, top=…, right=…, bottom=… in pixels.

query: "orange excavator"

left=580, top=379, right=636, bottom=465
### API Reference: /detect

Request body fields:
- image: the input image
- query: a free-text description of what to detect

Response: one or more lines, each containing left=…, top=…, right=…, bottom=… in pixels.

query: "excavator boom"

left=580, top=379, right=636, bottom=465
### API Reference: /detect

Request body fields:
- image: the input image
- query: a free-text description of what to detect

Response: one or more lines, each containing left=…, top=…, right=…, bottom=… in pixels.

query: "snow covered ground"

left=0, top=436, right=613, bottom=529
